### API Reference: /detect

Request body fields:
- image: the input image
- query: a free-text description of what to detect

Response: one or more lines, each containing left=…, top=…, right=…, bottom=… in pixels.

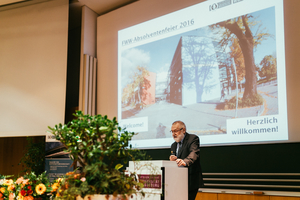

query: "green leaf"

left=88, top=152, right=93, bottom=158
left=99, top=126, right=108, bottom=131
left=115, top=164, right=123, bottom=170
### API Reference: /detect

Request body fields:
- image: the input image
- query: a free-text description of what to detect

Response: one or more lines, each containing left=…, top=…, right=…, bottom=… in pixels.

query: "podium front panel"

left=128, top=161, right=188, bottom=200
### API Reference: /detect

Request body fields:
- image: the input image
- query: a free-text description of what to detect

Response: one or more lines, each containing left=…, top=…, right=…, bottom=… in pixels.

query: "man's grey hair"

left=172, top=121, right=186, bottom=130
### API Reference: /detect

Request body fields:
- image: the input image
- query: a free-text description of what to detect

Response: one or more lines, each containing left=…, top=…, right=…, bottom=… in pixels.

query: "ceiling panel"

left=0, top=0, right=26, bottom=6
left=78, top=0, right=138, bottom=15
left=1, top=0, right=138, bottom=15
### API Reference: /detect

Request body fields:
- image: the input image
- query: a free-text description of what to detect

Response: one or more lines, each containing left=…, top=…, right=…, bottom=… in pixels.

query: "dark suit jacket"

left=171, top=133, right=204, bottom=190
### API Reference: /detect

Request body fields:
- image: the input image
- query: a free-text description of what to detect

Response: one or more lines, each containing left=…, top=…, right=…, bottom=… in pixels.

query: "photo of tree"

left=120, top=7, right=278, bottom=140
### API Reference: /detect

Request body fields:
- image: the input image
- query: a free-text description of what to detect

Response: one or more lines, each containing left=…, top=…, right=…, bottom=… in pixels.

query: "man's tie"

left=177, top=141, right=182, bottom=156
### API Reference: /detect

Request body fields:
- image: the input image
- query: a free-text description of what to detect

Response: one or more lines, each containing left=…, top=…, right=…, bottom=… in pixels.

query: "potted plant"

left=48, top=111, right=145, bottom=200
left=19, top=137, right=45, bottom=175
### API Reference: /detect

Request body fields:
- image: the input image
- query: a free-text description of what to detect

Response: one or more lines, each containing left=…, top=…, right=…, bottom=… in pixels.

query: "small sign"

left=46, top=134, right=59, bottom=142
left=45, top=158, right=73, bottom=182
left=138, top=174, right=161, bottom=189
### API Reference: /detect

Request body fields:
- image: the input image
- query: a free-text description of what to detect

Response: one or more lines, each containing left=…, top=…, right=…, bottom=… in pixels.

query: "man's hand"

left=176, top=159, right=186, bottom=167
left=169, top=155, right=177, bottom=161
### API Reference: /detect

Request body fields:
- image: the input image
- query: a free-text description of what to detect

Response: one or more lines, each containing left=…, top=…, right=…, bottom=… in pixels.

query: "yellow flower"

left=0, top=187, right=5, bottom=193
left=51, top=183, right=59, bottom=192
left=3, top=179, right=13, bottom=186
left=35, top=184, right=46, bottom=195
left=18, top=193, right=24, bottom=200
left=56, top=190, right=62, bottom=197
left=57, top=178, right=63, bottom=183
left=7, top=185, right=15, bottom=191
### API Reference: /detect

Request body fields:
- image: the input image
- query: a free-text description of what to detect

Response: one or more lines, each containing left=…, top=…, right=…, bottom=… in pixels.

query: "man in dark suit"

left=169, top=121, right=203, bottom=200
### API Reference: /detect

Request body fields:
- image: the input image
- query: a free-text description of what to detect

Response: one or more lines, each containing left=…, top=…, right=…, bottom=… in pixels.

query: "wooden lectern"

left=127, top=160, right=188, bottom=200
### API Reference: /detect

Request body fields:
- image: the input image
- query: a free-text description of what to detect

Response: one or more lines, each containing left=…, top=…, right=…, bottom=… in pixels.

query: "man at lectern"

left=169, top=121, right=203, bottom=200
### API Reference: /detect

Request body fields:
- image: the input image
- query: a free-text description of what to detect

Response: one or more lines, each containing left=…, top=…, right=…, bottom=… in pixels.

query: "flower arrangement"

left=47, top=111, right=147, bottom=199
left=50, top=177, right=63, bottom=198
left=0, top=172, right=51, bottom=200
left=50, top=172, right=91, bottom=199
left=0, top=176, right=14, bottom=200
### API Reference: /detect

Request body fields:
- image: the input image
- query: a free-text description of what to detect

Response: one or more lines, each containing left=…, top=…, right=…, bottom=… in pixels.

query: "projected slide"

left=118, top=0, right=287, bottom=148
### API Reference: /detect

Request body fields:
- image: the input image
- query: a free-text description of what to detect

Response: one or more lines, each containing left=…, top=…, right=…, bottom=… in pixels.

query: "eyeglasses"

left=170, top=128, right=183, bottom=134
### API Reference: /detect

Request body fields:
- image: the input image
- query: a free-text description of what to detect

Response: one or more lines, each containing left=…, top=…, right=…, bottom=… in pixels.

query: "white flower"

left=80, top=177, right=86, bottom=182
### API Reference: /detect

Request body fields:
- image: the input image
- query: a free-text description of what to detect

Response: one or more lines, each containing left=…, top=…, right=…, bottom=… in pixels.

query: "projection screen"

left=97, top=0, right=299, bottom=149
left=0, top=0, right=68, bottom=139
